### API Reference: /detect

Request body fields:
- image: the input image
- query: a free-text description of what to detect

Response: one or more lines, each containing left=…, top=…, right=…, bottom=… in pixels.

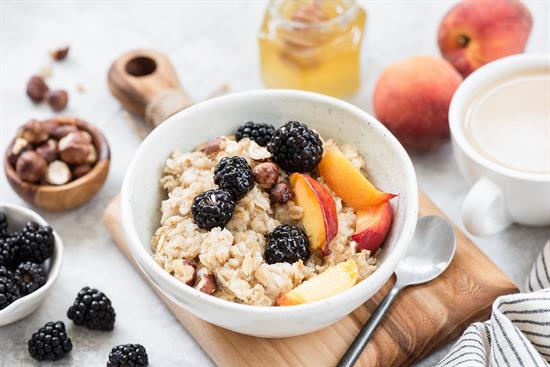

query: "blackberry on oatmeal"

left=152, top=121, right=395, bottom=306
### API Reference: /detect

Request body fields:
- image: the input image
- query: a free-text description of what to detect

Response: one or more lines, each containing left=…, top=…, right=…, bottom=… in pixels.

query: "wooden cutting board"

left=103, top=192, right=517, bottom=367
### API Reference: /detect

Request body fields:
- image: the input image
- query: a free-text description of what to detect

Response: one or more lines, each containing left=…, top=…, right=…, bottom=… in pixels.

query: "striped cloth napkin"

left=438, top=240, right=550, bottom=367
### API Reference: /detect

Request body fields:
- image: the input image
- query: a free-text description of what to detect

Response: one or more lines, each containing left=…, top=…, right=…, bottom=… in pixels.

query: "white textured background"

left=1, top=1, right=549, bottom=366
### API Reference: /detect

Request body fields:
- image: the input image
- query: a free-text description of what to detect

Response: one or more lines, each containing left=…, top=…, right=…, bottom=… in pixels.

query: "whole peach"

left=373, top=56, right=462, bottom=151
left=438, top=0, right=532, bottom=77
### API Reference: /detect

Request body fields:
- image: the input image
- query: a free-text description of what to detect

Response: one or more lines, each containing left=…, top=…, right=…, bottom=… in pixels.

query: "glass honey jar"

left=258, top=0, right=366, bottom=97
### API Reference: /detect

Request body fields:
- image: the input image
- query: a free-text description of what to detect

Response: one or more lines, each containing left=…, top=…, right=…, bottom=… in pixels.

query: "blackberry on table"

left=67, top=286, right=116, bottom=331
left=268, top=121, right=323, bottom=173
left=0, top=270, right=20, bottom=310
left=28, top=321, right=72, bottom=361
left=192, top=189, right=236, bottom=230
left=0, top=211, right=8, bottom=238
left=265, top=224, right=310, bottom=265
left=235, top=121, right=275, bottom=147
left=18, top=221, right=55, bottom=263
left=0, top=235, right=22, bottom=267
left=107, top=343, right=149, bottom=367
left=15, top=261, right=47, bottom=295
left=214, top=156, right=254, bottom=200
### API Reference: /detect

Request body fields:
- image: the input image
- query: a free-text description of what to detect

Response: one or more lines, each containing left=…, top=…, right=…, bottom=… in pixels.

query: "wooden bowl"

left=4, top=116, right=110, bottom=211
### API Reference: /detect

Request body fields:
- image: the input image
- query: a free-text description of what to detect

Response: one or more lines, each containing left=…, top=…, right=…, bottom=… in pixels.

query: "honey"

left=258, top=0, right=366, bottom=97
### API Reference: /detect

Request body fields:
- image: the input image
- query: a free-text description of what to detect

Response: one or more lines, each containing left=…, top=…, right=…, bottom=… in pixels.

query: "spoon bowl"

left=395, top=215, right=456, bottom=287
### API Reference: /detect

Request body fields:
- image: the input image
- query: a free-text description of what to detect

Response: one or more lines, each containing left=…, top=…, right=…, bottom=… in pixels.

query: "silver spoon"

left=338, top=215, right=456, bottom=367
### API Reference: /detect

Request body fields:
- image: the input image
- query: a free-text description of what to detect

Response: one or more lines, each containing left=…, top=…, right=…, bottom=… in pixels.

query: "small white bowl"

left=0, top=204, right=63, bottom=326
left=121, top=90, right=418, bottom=337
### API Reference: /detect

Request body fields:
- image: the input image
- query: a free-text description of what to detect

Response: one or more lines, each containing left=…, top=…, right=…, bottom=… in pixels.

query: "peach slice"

left=290, top=173, right=338, bottom=256
left=352, top=201, right=393, bottom=252
left=318, top=144, right=396, bottom=209
left=277, top=259, right=358, bottom=306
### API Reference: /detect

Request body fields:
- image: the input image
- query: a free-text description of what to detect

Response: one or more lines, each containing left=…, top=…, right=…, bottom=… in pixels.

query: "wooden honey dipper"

left=108, top=49, right=194, bottom=127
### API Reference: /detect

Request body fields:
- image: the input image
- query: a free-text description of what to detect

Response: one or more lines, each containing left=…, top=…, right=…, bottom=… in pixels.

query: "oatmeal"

left=152, top=121, right=394, bottom=306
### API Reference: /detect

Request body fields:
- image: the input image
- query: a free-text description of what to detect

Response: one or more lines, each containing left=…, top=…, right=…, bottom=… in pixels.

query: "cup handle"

left=461, top=177, right=513, bottom=236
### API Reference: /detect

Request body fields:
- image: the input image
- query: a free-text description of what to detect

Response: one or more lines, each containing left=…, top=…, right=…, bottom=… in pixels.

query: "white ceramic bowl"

left=0, top=204, right=63, bottom=326
left=121, top=90, right=418, bottom=337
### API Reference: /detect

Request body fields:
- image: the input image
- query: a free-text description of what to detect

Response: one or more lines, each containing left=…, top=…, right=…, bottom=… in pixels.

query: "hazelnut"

left=252, top=162, right=280, bottom=189
left=45, top=160, right=71, bottom=185
left=49, top=46, right=69, bottom=61
left=26, top=75, right=49, bottom=102
left=15, top=151, right=47, bottom=183
left=86, top=145, right=97, bottom=164
left=270, top=182, right=293, bottom=204
left=35, top=139, right=58, bottom=163
left=58, top=132, right=92, bottom=165
left=200, top=136, right=224, bottom=155
left=71, top=164, right=92, bottom=179
left=175, top=260, right=197, bottom=286
left=46, top=90, right=68, bottom=111
left=18, top=119, right=49, bottom=144
left=194, top=268, right=217, bottom=295
left=49, top=124, right=78, bottom=140
left=7, top=138, right=30, bottom=166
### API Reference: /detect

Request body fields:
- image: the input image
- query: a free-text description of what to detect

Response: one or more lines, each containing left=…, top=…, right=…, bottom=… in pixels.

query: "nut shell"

left=15, top=151, right=47, bottom=183
left=50, top=46, right=69, bottom=61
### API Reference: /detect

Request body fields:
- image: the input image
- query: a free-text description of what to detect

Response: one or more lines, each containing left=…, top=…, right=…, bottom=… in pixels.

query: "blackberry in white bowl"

left=0, top=204, right=62, bottom=326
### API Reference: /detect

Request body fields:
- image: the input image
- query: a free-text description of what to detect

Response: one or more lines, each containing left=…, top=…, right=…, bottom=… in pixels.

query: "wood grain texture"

left=107, top=49, right=193, bottom=127
left=103, top=192, right=518, bottom=367
left=4, top=116, right=110, bottom=211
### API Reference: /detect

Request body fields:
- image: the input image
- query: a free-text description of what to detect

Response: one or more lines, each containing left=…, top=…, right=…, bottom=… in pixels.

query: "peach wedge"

left=277, top=259, right=359, bottom=306
left=352, top=201, right=393, bottom=252
left=318, top=144, right=395, bottom=210
left=290, top=173, right=338, bottom=256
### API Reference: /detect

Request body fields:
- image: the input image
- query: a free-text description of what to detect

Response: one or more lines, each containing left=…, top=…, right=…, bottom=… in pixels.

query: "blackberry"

left=214, top=156, right=254, bottom=200
left=18, top=221, right=55, bottom=263
left=15, top=261, right=47, bottom=295
left=0, top=235, right=21, bottom=267
left=28, top=321, right=72, bottom=361
left=268, top=121, right=323, bottom=173
left=107, top=344, right=149, bottom=367
left=0, top=211, right=8, bottom=238
left=0, top=265, right=13, bottom=279
left=235, top=121, right=275, bottom=147
left=192, top=189, right=236, bottom=230
left=67, top=286, right=116, bottom=331
left=0, top=270, right=20, bottom=310
left=265, top=224, right=310, bottom=265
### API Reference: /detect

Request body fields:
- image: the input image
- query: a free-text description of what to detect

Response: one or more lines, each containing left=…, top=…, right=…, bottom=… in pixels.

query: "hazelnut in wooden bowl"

left=4, top=117, right=110, bottom=211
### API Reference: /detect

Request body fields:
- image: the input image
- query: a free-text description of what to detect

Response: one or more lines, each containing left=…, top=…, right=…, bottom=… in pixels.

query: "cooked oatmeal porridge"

left=151, top=121, right=394, bottom=306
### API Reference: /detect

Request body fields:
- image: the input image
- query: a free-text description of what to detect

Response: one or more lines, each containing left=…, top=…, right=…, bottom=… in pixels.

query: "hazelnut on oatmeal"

left=152, top=121, right=395, bottom=306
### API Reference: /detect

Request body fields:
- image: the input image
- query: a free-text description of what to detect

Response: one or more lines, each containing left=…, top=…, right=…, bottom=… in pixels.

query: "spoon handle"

left=337, top=285, right=402, bottom=367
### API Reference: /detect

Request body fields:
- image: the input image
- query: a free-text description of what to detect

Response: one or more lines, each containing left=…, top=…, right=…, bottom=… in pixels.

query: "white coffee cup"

left=449, top=54, right=550, bottom=236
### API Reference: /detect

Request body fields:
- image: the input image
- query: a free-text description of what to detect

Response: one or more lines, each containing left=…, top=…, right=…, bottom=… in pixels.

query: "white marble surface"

left=1, top=1, right=549, bottom=366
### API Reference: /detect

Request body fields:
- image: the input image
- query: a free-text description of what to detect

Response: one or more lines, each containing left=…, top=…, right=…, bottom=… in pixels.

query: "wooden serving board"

left=103, top=192, right=517, bottom=367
